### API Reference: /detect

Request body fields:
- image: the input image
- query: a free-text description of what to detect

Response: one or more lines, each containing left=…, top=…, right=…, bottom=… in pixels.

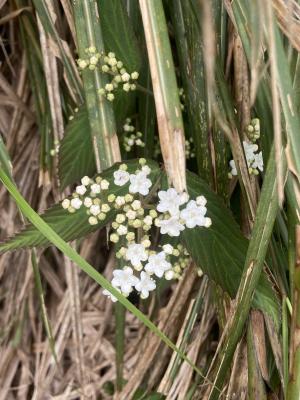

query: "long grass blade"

left=73, top=0, right=121, bottom=172
left=206, top=145, right=285, bottom=399
left=139, top=0, right=186, bottom=192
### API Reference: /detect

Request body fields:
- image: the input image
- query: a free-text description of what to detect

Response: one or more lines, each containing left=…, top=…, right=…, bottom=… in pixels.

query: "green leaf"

left=58, top=105, right=96, bottom=189
left=181, top=171, right=280, bottom=325
left=97, top=0, right=142, bottom=72
left=0, top=160, right=160, bottom=252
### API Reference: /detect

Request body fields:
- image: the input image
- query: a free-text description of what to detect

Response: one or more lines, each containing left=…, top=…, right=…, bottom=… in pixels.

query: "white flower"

left=103, top=288, right=118, bottom=302
left=132, top=200, right=141, bottom=210
left=204, top=217, right=212, bottom=227
left=229, top=159, right=237, bottom=176
left=143, top=215, right=153, bottom=226
left=180, top=200, right=207, bottom=228
left=114, top=169, right=130, bottom=186
left=157, top=188, right=186, bottom=216
left=112, top=267, right=139, bottom=296
left=115, top=196, right=126, bottom=206
left=90, top=183, right=101, bottom=194
left=121, top=72, right=130, bottom=82
left=62, top=199, right=70, bottom=209
left=126, top=209, right=136, bottom=220
left=84, top=197, right=93, bottom=207
left=162, top=244, right=173, bottom=254
left=100, top=179, right=109, bottom=190
left=90, top=204, right=100, bottom=216
left=129, top=171, right=152, bottom=196
left=135, top=272, right=156, bottom=299
left=165, top=270, right=174, bottom=280
left=88, top=216, right=98, bottom=225
left=117, top=225, right=128, bottom=235
left=126, top=243, right=148, bottom=267
left=76, top=185, right=87, bottom=195
left=131, top=71, right=139, bottom=80
left=70, top=198, right=82, bottom=209
left=196, top=196, right=207, bottom=207
left=243, top=141, right=258, bottom=161
left=141, top=165, right=151, bottom=175
left=116, top=214, right=126, bottom=224
left=145, top=251, right=172, bottom=278
left=158, top=216, right=185, bottom=237
left=252, top=151, right=263, bottom=171
left=229, top=141, right=263, bottom=176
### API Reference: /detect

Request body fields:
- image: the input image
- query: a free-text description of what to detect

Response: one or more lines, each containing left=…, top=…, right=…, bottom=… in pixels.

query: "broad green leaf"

left=181, top=171, right=279, bottom=325
left=97, top=0, right=142, bottom=72
left=0, top=160, right=160, bottom=252
left=58, top=105, right=96, bottom=189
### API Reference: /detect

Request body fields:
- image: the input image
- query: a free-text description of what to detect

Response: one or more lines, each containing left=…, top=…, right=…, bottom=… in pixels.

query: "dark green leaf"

left=58, top=105, right=96, bottom=189
left=181, top=171, right=279, bottom=325
left=98, top=0, right=142, bottom=72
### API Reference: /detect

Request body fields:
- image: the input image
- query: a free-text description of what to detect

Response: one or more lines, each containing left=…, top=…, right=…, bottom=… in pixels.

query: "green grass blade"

left=171, top=0, right=212, bottom=184
left=31, top=249, right=57, bottom=363
left=139, top=0, right=186, bottom=192
left=207, top=145, right=285, bottom=399
left=287, top=226, right=300, bottom=400
left=0, top=134, right=12, bottom=179
left=32, top=0, right=83, bottom=103
left=115, top=302, right=125, bottom=391
left=73, top=0, right=120, bottom=171
left=282, top=297, right=289, bottom=396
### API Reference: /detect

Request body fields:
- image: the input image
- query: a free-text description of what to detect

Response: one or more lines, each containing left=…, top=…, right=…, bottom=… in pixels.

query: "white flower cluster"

left=155, top=189, right=211, bottom=236
left=123, top=118, right=145, bottom=152
left=105, top=241, right=191, bottom=302
left=61, top=174, right=111, bottom=225
left=61, top=158, right=212, bottom=303
left=229, top=140, right=263, bottom=177
left=77, top=47, right=139, bottom=102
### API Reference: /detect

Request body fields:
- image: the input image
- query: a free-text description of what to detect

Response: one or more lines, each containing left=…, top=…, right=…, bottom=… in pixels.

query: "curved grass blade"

left=206, top=145, right=285, bottom=400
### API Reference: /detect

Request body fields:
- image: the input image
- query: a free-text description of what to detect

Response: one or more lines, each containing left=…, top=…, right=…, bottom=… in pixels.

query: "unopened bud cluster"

left=61, top=158, right=212, bottom=302
left=50, top=140, right=60, bottom=157
left=123, top=118, right=145, bottom=152
left=77, top=47, right=139, bottom=102
left=229, top=118, right=263, bottom=178
left=185, top=137, right=195, bottom=159
left=245, top=118, right=260, bottom=142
